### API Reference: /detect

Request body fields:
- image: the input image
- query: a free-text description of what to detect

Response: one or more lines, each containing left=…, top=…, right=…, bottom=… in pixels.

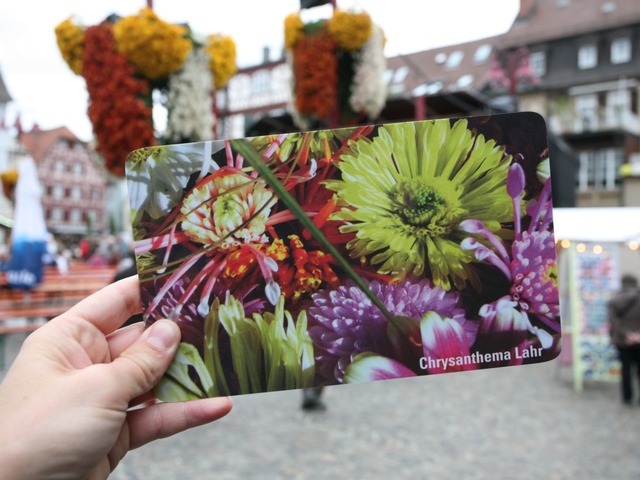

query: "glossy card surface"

left=125, top=112, right=561, bottom=401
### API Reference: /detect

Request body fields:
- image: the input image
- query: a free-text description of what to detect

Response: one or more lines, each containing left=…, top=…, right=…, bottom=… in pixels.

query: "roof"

left=383, top=0, right=640, bottom=101
left=385, top=36, right=502, bottom=101
left=19, top=126, right=83, bottom=163
left=0, top=66, right=11, bottom=104
left=500, top=0, right=640, bottom=47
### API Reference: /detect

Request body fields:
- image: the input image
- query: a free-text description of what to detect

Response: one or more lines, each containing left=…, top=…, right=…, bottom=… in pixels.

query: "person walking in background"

left=608, top=274, right=640, bottom=406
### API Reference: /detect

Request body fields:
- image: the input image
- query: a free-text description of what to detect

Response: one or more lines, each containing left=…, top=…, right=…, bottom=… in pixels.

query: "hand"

left=0, top=276, right=233, bottom=479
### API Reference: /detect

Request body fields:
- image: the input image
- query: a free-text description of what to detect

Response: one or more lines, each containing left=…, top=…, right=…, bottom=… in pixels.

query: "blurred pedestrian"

left=607, top=274, right=640, bottom=406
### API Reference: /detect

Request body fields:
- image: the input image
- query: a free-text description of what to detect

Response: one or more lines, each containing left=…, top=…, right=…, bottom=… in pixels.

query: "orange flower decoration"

left=292, top=29, right=338, bottom=119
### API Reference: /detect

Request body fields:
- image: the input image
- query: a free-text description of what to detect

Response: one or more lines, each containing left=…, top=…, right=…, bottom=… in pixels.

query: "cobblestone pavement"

left=2, top=333, right=639, bottom=480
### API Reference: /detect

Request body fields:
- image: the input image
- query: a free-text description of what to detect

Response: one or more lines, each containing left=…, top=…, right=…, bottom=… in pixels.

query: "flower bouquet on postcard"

left=125, top=112, right=561, bottom=401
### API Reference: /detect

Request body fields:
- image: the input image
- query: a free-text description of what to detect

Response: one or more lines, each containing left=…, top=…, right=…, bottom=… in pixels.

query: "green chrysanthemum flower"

left=326, top=119, right=514, bottom=290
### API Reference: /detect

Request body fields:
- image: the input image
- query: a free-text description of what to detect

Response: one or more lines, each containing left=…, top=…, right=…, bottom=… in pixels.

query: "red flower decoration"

left=82, top=22, right=155, bottom=176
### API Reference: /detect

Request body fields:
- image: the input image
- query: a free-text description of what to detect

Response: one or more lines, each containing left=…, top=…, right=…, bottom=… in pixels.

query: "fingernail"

left=146, top=320, right=178, bottom=351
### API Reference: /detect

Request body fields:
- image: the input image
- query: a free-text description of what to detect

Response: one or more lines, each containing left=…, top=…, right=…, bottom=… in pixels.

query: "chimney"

left=262, top=46, right=271, bottom=64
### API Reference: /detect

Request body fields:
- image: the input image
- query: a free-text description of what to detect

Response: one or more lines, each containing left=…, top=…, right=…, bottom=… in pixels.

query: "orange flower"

left=292, top=28, right=338, bottom=120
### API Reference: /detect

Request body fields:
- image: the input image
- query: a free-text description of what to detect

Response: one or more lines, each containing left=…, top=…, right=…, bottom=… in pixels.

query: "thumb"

left=109, top=319, right=181, bottom=401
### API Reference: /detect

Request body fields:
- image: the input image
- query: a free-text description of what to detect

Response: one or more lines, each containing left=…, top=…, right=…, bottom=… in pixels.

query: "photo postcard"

left=125, top=112, right=561, bottom=401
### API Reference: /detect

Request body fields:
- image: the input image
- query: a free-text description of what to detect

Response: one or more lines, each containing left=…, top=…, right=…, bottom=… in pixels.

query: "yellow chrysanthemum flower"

left=327, top=10, right=373, bottom=51
left=55, top=17, right=85, bottom=75
left=205, top=34, right=237, bottom=89
left=325, top=120, right=514, bottom=291
left=284, top=13, right=304, bottom=50
left=113, top=8, right=191, bottom=80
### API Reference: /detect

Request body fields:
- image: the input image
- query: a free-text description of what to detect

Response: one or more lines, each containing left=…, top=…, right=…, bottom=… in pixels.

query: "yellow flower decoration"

left=113, top=8, right=191, bottom=80
left=327, top=10, right=373, bottom=51
left=0, top=168, right=18, bottom=186
left=55, top=17, right=85, bottom=75
left=284, top=13, right=304, bottom=50
left=205, top=34, right=237, bottom=89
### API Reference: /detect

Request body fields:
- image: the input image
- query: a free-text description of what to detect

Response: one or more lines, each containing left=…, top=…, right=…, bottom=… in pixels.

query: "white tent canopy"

left=552, top=207, right=640, bottom=243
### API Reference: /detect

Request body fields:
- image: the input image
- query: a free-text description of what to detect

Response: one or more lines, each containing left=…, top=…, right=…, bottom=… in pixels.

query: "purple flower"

left=308, top=277, right=467, bottom=383
left=461, top=162, right=559, bottom=349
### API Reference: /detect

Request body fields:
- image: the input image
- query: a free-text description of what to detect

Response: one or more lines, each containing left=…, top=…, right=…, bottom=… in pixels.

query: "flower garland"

left=165, top=48, right=215, bottom=143
left=284, top=13, right=305, bottom=50
left=82, top=22, right=155, bottom=177
left=112, top=7, right=192, bottom=81
left=0, top=168, right=18, bottom=200
left=292, top=28, right=338, bottom=120
left=54, top=17, right=85, bottom=75
left=284, top=9, right=385, bottom=128
left=55, top=10, right=237, bottom=176
left=205, top=34, right=238, bottom=90
left=285, top=51, right=310, bottom=131
left=326, top=10, right=372, bottom=51
left=348, top=25, right=387, bottom=119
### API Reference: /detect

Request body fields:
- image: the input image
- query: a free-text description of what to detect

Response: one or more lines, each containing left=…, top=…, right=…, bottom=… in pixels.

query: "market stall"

left=553, top=207, right=640, bottom=391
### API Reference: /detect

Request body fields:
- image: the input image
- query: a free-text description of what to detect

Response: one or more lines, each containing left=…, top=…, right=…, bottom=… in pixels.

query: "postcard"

left=125, top=112, right=561, bottom=401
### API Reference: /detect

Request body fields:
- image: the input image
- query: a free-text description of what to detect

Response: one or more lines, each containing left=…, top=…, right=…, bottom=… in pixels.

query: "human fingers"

left=126, top=397, right=233, bottom=449
left=66, top=276, right=142, bottom=336
left=106, top=322, right=145, bottom=358
left=106, top=319, right=181, bottom=402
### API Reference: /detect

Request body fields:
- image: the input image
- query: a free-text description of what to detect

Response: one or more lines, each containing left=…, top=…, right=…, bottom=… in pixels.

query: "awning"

left=553, top=207, right=640, bottom=243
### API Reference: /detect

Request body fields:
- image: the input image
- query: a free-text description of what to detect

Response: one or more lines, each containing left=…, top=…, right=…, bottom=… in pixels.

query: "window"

left=70, top=209, right=82, bottom=224
left=227, top=74, right=251, bottom=110
left=577, top=149, right=623, bottom=191
left=473, top=44, right=492, bottom=64
left=530, top=51, right=546, bottom=77
left=611, top=37, right=631, bottom=64
left=446, top=50, right=464, bottom=69
left=71, top=186, right=82, bottom=201
left=456, top=74, right=474, bottom=89
left=251, top=70, right=271, bottom=97
left=434, top=53, right=447, bottom=65
left=578, top=43, right=598, bottom=69
left=393, top=66, right=409, bottom=84
left=54, top=160, right=64, bottom=173
left=383, top=69, right=394, bottom=85
left=574, top=94, right=598, bottom=131
left=72, top=163, right=83, bottom=175
left=53, top=185, right=64, bottom=199
left=51, top=208, right=63, bottom=221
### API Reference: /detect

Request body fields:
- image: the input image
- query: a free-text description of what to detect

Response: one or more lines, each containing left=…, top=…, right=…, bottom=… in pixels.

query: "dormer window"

left=530, top=51, right=546, bottom=77
left=473, top=44, right=492, bottom=64
left=578, top=43, right=597, bottom=69
left=446, top=50, right=464, bottom=69
left=611, top=37, right=631, bottom=64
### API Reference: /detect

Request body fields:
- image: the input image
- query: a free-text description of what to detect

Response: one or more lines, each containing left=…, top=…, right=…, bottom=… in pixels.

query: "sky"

left=0, top=0, right=519, bottom=142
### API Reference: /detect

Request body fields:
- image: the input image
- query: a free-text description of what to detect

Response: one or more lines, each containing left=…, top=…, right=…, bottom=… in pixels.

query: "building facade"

left=19, top=126, right=107, bottom=235
left=500, top=0, right=640, bottom=208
